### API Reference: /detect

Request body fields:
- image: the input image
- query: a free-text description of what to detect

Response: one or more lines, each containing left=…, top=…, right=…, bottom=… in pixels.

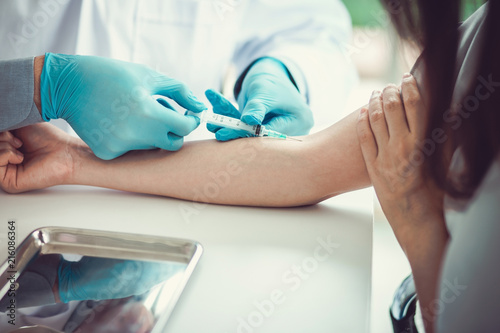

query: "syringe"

left=187, top=110, right=302, bottom=141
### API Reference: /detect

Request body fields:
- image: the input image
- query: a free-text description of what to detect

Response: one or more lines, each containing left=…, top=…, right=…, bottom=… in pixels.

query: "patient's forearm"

left=70, top=110, right=370, bottom=206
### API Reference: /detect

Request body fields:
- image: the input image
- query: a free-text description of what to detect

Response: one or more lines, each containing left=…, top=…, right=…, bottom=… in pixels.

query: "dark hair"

left=381, top=0, right=500, bottom=199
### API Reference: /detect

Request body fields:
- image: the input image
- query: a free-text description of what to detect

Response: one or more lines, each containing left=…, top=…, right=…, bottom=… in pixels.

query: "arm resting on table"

left=70, top=109, right=370, bottom=207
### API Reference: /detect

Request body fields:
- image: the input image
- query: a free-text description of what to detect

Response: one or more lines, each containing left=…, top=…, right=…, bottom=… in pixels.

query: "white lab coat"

left=1, top=0, right=356, bottom=139
left=0, top=3, right=356, bottom=328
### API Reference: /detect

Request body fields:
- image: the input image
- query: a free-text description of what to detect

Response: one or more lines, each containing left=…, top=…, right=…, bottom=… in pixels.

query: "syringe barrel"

left=186, top=110, right=261, bottom=136
left=254, top=125, right=263, bottom=136
left=203, top=112, right=258, bottom=134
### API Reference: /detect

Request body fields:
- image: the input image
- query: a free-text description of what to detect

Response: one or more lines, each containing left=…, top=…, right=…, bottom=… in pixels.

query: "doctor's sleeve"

left=232, top=0, right=357, bottom=122
left=0, top=57, right=43, bottom=132
left=0, top=254, right=61, bottom=309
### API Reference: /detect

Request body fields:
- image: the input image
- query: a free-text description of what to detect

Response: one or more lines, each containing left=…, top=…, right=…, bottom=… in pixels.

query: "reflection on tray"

left=0, top=228, right=203, bottom=333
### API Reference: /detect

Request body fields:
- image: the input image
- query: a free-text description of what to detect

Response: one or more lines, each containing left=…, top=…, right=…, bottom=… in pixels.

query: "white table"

left=0, top=185, right=373, bottom=333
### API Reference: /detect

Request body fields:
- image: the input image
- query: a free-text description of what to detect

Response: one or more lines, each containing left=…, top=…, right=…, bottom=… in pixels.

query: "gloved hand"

left=204, top=89, right=254, bottom=141
left=208, top=57, right=313, bottom=141
left=57, top=256, right=184, bottom=303
left=41, top=53, right=206, bottom=160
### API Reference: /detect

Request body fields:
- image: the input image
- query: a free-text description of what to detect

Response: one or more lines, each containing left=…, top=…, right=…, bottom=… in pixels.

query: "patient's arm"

left=70, top=109, right=369, bottom=206
left=1, top=109, right=369, bottom=207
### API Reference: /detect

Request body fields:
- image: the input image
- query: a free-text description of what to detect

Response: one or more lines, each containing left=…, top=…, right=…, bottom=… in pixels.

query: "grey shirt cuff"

left=0, top=57, right=43, bottom=132
left=0, top=254, right=60, bottom=309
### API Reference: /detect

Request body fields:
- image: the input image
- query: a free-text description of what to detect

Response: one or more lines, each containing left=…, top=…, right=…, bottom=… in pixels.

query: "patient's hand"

left=0, top=123, right=80, bottom=193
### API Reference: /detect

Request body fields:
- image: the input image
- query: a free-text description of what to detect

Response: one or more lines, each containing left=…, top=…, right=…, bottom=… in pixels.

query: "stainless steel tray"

left=0, top=227, right=203, bottom=332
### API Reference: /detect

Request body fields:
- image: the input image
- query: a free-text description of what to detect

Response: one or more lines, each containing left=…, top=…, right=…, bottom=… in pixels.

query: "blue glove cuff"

left=40, top=53, right=77, bottom=122
left=233, top=56, right=299, bottom=99
left=57, top=259, right=75, bottom=303
left=40, top=53, right=58, bottom=121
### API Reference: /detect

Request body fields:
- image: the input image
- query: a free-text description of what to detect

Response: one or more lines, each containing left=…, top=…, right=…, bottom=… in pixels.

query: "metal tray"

left=0, top=227, right=203, bottom=333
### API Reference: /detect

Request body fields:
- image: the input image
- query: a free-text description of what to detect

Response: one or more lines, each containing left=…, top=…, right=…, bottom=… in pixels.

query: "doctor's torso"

left=1, top=0, right=257, bottom=140
left=1, top=0, right=355, bottom=139
left=1, top=0, right=248, bottom=97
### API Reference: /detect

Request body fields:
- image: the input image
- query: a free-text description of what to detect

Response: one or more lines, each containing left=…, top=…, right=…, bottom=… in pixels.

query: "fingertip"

left=166, top=133, right=183, bottom=151
left=191, top=116, right=201, bottom=131
left=207, top=92, right=241, bottom=119
left=241, top=101, right=266, bottom=125
left=215, top=129, right=238, bottom=141
left=371, top=90, right=381, bottom=100
left=206, top=123, right=221, bottom=133
left=215, top=130, right=231, bottom=142
left=204, top=90, right=216, bottom=106
left=356, top=110, right=378, bottom=160
left=187, top=92, right=207, bottom=112
left=164, top=84, right=206, bottom=112
left=187, top=91, right=202, bottom=103
left=241, top=114, right=262, bottom=125
left=358, top=107, right=368, bottom=119
left=0, top=147, right=23, bottom=166
left=215, top=128, right=252, bottom=141
left=205, top=89, right=230, bottom=108
left=401, top=73, right=417, bottom=87
left=194, top=115, right=201, bottom=127
left=195, top=103, right=208, bottom=112
left=155, top=132, right=183, bottom=151
left=204, top=89, right=217, bottom=99
left=357, top=108, right=369, bottom=127
left=185, top=113, right=200, bottom=127
left=384, top=83, right=398, bottom=89
left=190, top=102, right=207, bottom=113
left=12, top=150, right=24, bottom=164
left=13, top=138, right=23, bottom=148
left=179, top=114, right=200, bottom=136
left=94, top=150, right=117, bottom=161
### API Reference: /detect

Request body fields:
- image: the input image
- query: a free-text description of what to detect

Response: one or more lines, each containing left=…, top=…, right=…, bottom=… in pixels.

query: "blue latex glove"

left=204, top=89, right=253, bottom=141
left=41, top=53, right=206, bottom=160
left=57, top=256, right=184, bottom=303
left=207, top=57, right=313, bottom=141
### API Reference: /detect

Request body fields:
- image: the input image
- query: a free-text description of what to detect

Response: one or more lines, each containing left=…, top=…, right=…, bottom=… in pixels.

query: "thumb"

left=0, top=148, right=24, bottom=192
left=240, top=99, right=268, bottom=125
left=0, top=149, right=24, bottom=167
left=215, top=128, right=253, bottom=141
left=264, top=114, right=312, bottom=136
left=261, top=114, right=291, bottom=134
